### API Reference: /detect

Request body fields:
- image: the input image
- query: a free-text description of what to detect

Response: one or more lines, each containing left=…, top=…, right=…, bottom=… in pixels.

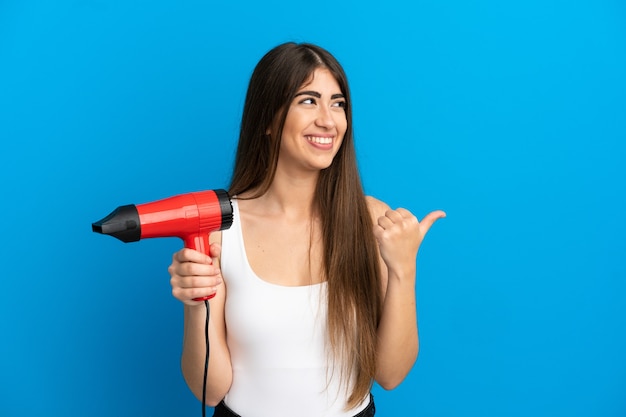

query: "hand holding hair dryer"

left=92, top=189, right=233, bottom=301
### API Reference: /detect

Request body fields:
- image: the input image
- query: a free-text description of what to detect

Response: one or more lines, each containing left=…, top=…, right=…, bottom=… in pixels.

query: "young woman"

left=168, top=42, right=445, bottom=417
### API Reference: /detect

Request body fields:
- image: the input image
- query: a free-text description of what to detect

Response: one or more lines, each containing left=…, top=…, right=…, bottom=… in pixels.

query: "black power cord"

left=202, top=299, right=210, bottom=417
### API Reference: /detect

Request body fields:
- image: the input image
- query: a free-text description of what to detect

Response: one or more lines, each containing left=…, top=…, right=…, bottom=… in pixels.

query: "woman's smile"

left=305, top=135, right=335, bottom=149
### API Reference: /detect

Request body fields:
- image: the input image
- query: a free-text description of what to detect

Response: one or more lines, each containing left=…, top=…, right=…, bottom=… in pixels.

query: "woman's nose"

left=315, top=105, right=336, bottom=129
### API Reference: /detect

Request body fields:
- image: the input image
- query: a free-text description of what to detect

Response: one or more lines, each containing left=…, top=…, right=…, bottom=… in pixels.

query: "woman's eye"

left=332, top=101, right=346, bottom=109
left=300, top=98, right=316, bottom=105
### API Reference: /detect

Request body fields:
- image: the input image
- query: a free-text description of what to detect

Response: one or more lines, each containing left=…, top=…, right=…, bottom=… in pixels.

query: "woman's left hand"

left=373, top=208, right=446, bottom=276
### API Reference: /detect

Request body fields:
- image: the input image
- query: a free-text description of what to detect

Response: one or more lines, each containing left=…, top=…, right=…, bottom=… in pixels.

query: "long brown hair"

left=229, top=42, right=382, bottom=409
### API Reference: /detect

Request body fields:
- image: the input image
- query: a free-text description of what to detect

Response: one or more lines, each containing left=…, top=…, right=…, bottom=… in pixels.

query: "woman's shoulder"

left=365, top=195, right=391, bottom=220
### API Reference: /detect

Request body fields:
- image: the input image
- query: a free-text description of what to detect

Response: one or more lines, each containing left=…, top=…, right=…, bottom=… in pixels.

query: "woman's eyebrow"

left=295, top=91, right=321, bottom=98
left=295, top=91, right=345, bottom=100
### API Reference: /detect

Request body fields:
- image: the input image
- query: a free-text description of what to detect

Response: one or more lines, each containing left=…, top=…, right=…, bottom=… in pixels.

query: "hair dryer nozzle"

left=92, top=204, right=141, bottom=243
left=214, top=189, right=234, bottom=230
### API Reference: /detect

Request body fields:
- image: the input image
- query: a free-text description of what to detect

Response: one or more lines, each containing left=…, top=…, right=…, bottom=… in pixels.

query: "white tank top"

left=220, top=199, right=370, bottom=417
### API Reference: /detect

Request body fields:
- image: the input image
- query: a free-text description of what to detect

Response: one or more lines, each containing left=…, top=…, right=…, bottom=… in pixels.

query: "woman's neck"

left=256, top=170, right=318, bottom=220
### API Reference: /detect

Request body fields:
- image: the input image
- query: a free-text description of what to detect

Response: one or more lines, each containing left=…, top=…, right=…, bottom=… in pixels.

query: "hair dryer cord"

left=202, top=299, right=210, bottom=417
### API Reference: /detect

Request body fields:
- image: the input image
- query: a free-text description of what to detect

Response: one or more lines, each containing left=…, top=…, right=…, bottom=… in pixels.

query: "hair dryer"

left=92, top=189, right=233, bottom=301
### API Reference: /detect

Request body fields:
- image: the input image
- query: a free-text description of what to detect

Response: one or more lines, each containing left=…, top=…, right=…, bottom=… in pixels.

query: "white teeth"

left=306, top=136, right=332, bottom=144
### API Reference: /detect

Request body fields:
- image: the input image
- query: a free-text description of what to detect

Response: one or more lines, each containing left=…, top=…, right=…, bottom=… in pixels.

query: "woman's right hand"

left=168, top=244, right=223, bottom=306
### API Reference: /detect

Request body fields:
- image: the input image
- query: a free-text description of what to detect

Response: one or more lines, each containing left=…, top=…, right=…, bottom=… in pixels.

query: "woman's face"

left=274, top=67, right=347, bottom=175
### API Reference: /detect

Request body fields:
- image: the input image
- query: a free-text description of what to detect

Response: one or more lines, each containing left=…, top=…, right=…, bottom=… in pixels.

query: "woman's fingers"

left=169, top=248, right=224, bottom=304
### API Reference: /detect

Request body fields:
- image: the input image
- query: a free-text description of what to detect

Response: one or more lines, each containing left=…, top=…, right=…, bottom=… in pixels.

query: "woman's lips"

left=305, top=135, right=334, bottom=149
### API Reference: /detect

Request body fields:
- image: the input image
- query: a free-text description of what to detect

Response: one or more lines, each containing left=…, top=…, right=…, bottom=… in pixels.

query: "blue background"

left=1, top=1, right=625, bottom=416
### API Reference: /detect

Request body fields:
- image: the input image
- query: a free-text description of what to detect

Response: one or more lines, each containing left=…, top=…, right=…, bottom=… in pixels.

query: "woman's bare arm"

left=170, top=234, right=233, bottom=406
left=367, top=196, right=445, bottom=389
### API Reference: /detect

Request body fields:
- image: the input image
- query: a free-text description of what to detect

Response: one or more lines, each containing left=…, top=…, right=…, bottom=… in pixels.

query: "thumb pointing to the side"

left=419, top=210, right=447, bottom=236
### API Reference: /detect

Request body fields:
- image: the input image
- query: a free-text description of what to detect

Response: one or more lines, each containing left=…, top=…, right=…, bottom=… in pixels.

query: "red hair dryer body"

left=92, top=189, right=233, bottom=300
